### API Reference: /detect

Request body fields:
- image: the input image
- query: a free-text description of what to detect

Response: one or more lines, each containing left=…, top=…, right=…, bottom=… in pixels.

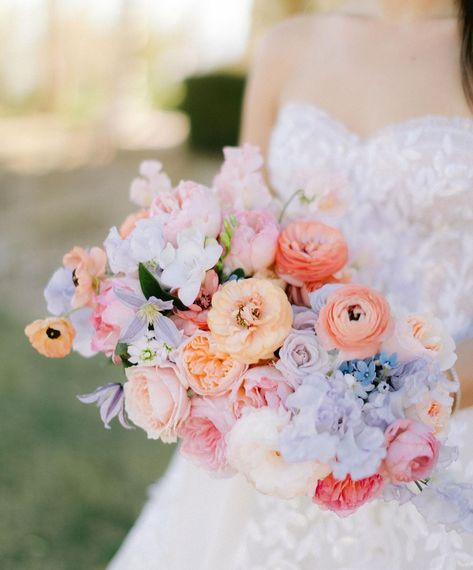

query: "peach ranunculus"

left=313, top=473, right=384, bottom=515
left=231, top=365, right=293, bottom=418
left=179, top=395, right=236, bottom=473
left=63, top=246, right=107, bottom=309
left=383, top=314, right=457, bottom=372
left=25, top=317, right=75, bottom=358
left=316, top=284, right=392, bottom=360
left=150, top=180, right=222, bottom=246
left=172, top=270, right=219, bottom=335
left=124, top=365, right=190, bottom=443
left=208, top=278, right=293, bottom=364
left=275, top=220, right=348, bottom=287
left=177, top=331, right=247, bottom=396
left=383, top=419, right=440, bottom=484
left=224, top=210, right=279, bottom=276
left=119, top=209, right=149, bottom=238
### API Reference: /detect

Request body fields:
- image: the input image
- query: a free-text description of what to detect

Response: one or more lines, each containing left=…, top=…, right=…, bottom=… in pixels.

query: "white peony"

left=226, top=408, right=329, bottom=500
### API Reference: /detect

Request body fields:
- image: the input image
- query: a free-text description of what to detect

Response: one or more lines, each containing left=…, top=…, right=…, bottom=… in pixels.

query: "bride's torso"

left=268, top=101, right=473, bottom=341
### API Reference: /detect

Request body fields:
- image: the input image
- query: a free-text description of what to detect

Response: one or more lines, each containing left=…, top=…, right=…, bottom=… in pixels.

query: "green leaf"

left=138, top=263, right=187, bottom=311
left=228, top=268, right=245, bottom=281
left=115, top=342, right=133, bottom=368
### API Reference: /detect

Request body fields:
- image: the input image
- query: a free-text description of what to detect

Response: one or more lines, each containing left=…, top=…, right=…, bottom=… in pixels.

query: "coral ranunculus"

left=313, top=473, right=385, bottom=515
left=178, top=331, right=247, bottom=396
left=275, top=220, right=348, bottom=287
left=25, top=317, right=76, bottom=358
left=316, top=284, right=392, bottom=360
left=207, top=278, right=293, bottom=364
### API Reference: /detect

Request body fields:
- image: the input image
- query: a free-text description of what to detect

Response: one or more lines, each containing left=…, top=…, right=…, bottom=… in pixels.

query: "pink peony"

left=179, top=396, right=236, bottom=473
left=224, top=210, right=279, bottom=276
left=231, top=365, right=293, bottom=418
left=124, top=365, right=190, bottom=443
left=213, top=144, right=273, bottom=211
left=313, top=473, right=384, bottom=515
left=383, top=419, right=440, bottom=483
left=150, top=180, right=222, bottom=245
left=91, top=280, right=136, bottom=358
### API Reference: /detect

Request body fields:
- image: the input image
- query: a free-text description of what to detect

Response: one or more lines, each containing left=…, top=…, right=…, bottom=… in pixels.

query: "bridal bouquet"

left=25, top=145, right=472, bottom=531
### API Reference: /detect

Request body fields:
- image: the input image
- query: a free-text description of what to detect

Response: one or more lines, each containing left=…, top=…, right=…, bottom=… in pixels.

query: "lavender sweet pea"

left=77, top=383, right=131, bottom=429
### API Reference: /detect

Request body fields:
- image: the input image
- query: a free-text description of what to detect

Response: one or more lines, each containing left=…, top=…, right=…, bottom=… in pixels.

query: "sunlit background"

left=0, top=1, right=338, bottom=568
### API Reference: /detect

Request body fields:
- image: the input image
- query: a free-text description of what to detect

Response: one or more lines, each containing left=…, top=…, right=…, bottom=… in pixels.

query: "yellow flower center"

left=233, top=296, right=262, bottom=329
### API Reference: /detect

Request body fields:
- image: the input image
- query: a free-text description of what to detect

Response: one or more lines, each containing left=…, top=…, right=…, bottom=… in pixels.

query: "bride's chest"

left=268, top=103, right=473, bottom=229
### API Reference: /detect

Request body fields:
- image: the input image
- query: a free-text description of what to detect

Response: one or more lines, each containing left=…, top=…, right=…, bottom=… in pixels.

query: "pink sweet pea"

left=179, top=396, right=236, bottom=473
left=383, top=419, right=440, bottom=483
left=224, top=210, right=279, bottom=276
left=91, top=280, right=136, bottom=358
left=213, top=144, right=273, bottom=211
left=150, top=180, right=222, bottom=246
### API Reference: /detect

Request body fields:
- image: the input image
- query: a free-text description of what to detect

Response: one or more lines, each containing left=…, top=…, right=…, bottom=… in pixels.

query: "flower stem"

left=278, top=189, right=305, bottom=223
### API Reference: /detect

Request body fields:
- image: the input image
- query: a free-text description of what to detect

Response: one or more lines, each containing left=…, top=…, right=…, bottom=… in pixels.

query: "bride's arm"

left=456, top=339, right=473, bottom=408
left=240, top=20, right=301, bottom=154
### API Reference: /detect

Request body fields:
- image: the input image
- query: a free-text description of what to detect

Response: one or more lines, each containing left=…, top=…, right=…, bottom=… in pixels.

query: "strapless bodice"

left=268, top=102, right=473, bottom=340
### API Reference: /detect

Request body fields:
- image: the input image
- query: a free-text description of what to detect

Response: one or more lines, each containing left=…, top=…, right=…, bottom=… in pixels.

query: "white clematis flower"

left=160, top=229, right=223, bottom=307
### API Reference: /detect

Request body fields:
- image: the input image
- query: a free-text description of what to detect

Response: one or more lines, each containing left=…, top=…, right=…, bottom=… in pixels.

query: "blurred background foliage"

left=0, top=1, right=340, bottom=568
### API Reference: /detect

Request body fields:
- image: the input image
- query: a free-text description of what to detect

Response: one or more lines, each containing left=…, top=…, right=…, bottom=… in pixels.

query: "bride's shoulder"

left=257, top=12, right=351, bottom=64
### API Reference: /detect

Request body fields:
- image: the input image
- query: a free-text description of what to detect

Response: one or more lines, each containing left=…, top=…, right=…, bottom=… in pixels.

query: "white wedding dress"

left=109, top=102, right=473, bottom=570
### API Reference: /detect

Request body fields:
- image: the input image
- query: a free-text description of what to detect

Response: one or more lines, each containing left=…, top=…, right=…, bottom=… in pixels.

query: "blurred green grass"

left=0, top=310, right=174, bottom=570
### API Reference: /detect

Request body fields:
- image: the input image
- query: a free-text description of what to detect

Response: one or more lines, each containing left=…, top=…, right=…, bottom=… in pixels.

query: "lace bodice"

left=269, top=102, right=473, bottom=341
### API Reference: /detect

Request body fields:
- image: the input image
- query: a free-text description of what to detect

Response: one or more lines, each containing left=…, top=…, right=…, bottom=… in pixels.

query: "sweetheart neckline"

left=278, top=100, right=473, bottom=143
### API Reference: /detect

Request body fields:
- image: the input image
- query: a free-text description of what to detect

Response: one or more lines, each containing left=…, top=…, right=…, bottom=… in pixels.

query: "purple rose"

left=276, top=331, right=330, bottom=387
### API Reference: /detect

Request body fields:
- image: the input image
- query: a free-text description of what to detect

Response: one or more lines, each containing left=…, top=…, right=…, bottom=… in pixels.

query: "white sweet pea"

left=104, top=217, right=166, bottom=274
left=160, top=229, right=223, bottom=307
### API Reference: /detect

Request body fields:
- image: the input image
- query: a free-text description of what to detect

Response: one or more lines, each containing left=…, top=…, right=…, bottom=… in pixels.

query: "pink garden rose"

left=383, top=314, right=457, bottom=372
left=179, top=396, right=236, bottom=473
left=231, top=365, right=293, bottom=418
left=224, top=210, right=279, bottom=276
left=150, top=180, right=221, bottom=245
left=124, top=365, right=190, bottom=443
left=91, top=280, right=136, bottom=357
left=316, top=284, right=392, bottom=360
left=383, top=419, right=440, bottom=483
left=313, top=473, right=384, bottom=515
left=213, top=144, right=273, bottom=211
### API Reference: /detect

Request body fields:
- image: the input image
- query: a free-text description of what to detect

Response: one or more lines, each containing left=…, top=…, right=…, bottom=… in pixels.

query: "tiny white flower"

left=160, top=229, right=223, bottom=307
left=128, top=336, right=163, bottom=366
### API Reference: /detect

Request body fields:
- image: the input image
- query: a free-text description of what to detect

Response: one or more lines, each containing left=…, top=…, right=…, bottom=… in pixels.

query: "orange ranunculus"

left=316, top=284, right=392, bottom=360
left=313, top=473, right=384, bottom=515
left=25, top=317, right=75, bottom=358
left=63, top=246, right=107, bottom=308
left=119, top=209, right=149, bottom=238
left=275, top=220, right=348, bottom=287
left=207, top=278, right=293, bottom=365
left=178, top=332, right=246, bottom=396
